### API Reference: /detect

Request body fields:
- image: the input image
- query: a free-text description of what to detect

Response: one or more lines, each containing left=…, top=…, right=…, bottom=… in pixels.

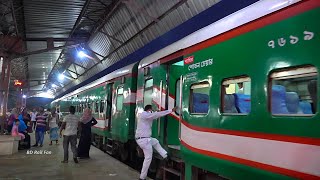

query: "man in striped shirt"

left=32, top=107, right=47, bottom=147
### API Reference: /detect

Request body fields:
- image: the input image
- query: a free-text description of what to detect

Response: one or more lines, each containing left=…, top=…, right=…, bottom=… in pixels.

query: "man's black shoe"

left=73, top=158, right=79, bottom=163
left=32, top=144, right=38, bottom=147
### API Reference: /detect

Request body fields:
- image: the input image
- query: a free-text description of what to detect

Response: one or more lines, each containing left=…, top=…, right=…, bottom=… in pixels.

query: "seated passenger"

left=192, top=93, right=209, bottom=113
left=285, top=92, right=302, bottom=114
left=299, top=101, right=313, bottom=114
left=11, top=119, right=25, bottom=140
left=237, top=83, right=244, bottom=94
left=308, top=80, right=317, bottom=113
left=234, top=93, right=250, bottom=113
left=17, top=116, right=31, bottom=149
left=271, top=85, right=289, bottom=114
left=224, top=94, right=238, bottom=113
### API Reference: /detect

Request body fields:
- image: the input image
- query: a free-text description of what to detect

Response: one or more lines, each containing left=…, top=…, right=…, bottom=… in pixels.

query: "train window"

left=100, top=100, right=105, bottom=113
left=175, top=79, right=181, bottom=114
left=269, top=66, right=317, bottom=116
left=221, top=76, right=251, bottom=114
left=116, top=87, right=124, bottom=111
left=189, top=82, right=210, bottom=114
left=144, top=78, right=153, bottom=106
left=95, top=101, right=99, bottom=113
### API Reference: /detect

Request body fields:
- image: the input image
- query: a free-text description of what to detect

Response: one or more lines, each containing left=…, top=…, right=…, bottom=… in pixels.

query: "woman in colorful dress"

left=77, top=108, right=97, bottom=159
left=49, top=108, right=59, bottom=145
left=11, top=119, right=25, bottom=140
left=7, top=108, right=18, bottom=134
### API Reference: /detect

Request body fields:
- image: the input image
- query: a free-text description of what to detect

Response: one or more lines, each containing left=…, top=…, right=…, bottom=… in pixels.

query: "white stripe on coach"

left=181, top=123, right=320, bottom=177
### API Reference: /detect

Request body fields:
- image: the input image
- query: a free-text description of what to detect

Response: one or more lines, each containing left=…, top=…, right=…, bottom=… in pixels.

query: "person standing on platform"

left=135, top=104, right=177, bottom=180
left=60, top=106, right=80, bottom=163
left=31, top=108, right=37, bottom=131
left=57, top=109, right=63, bottom=128
left=77, top=108, right=97, bottom=159
left=49, top=108, right=59, bottom=145
left=32, top=107, right=47, bottom=147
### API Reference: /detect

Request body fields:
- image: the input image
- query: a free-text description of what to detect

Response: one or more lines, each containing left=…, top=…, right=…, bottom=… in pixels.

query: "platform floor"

left=0, top=133, right=141, bottom=180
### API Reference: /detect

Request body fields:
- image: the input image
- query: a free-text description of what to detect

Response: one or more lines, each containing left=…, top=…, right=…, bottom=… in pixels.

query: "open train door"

left=164, top=57, right=184, bottom=156
left=104, top=82, right=114, bottom=154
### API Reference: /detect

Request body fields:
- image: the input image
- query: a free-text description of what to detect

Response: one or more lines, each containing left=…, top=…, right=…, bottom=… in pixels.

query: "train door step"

left=106, top=138, right=113, bottom=154
left=170, top=156, right=183, bottom=163
left=168, top=145, right=180, bottom=150
left=163, top=167, right=181, bottom=179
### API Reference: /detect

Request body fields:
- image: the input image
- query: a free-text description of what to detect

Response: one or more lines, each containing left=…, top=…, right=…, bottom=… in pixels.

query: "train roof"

left=138, top=0, right=299, bottom=69
left=52, top=63, right=136, bottom=103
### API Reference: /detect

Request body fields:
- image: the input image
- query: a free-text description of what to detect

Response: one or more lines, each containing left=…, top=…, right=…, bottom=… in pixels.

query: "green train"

left=52, top=1, right=320, bottom=179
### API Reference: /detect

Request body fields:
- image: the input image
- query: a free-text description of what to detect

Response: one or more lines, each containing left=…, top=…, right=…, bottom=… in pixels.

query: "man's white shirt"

left=135, top=110, right=172, bottom=138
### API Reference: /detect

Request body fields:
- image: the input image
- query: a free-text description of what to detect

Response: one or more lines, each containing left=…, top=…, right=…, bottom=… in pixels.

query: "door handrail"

left=158, top=80, right=163, bottom=137
left=179, top=76, right=183, bottom=141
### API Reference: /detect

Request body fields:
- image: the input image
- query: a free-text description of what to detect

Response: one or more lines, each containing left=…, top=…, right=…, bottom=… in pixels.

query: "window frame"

left=116, top=85, right=124, bottom=111
left=189, top=81, right=210, bottom=115
left=268, top=65, right=317, bottom=117
left=221, top=75, right=251, bottom=116
left=95, top=101, right=99, bottom=113
left=100, top=100, right=105, bottom=113
left=175, top=78, right=181, bottom=115
left=143, top=77, right=154, bottom=106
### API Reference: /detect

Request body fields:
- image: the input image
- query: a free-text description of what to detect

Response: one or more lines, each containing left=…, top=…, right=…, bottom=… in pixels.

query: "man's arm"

left=143, top=107, right=177, bottom=121
left=59, top=116, right=66, bottom=136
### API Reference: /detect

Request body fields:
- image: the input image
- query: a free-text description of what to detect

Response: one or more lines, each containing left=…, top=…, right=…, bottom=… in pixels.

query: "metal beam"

left=67, top=69, right=79, bottom=76
left=99, top=30, right=124, bottom=44
left=84, top=16, right=98, bottom=23
left=69, top=0, right=93, bottom=37
left=73, top=64, right=78, bottom=76
left=123, top=0, right=159, bottom=22
left=96, top=0, right=109, bottom=7
left=78, top=0, right=189, bottom=83
left=92, top=0, right=122, bottom=34
left=23, top=37, right=88, bottom=42
left=10, top=0, right=19, bottom=36
left=42, top=0, right=92, bottom=91
left=15, top=43, right=81, bottom=58
left=86, top=48, right=104, bottom=58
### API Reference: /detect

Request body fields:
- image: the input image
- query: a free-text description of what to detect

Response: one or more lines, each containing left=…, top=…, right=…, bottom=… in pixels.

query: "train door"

left=105, top=83, right=113, bottom=130
left=165, top=58, right=184, bottom=152
left=141, top=63, right=167, bottom=144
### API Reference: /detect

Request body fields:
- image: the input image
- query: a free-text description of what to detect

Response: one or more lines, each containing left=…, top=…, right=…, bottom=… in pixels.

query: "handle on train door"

left=158, top=80, right=163, bottom=137
left=178, top=75, right=183, bottom=141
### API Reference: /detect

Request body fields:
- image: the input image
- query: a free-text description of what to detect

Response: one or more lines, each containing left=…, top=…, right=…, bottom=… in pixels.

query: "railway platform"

left=0, top=133, right=142, bottom=180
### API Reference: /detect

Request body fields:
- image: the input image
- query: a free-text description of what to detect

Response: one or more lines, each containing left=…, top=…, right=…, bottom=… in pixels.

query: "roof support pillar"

left=0, top=53, right=11, bottom=132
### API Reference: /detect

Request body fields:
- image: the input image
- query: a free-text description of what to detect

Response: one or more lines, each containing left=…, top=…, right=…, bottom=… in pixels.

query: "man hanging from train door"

left=135, top=104, right=177, bottom=180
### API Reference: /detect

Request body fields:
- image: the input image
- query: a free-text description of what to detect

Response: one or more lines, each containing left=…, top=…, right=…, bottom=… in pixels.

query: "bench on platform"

left=0, top=135, right=21, bottom=155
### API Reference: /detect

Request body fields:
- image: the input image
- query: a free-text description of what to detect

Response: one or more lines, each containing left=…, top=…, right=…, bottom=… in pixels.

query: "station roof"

left=0, top=0, right=222, bottom=99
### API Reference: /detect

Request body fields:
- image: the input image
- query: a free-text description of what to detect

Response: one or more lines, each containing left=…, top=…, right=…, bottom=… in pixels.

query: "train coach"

left=52, top=63, right=139, bottom=162
left=52, top=0, right=319, bottom=179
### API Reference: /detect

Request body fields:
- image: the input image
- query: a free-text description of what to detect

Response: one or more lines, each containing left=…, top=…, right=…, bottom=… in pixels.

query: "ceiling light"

left=58, top=74, right=65, bottom=80
left=22, top=95, right=27, bottom=98
left=78, top=51, right=86, bottom=58
left=51, top=84, right=57, bottom=88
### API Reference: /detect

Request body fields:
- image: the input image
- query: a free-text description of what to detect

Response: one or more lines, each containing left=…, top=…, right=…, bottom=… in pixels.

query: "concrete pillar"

left=0, top=54, right=11, bottom=134
left=0, top=56, right=5, bottom=134
left=3, top=58, right=11, bottom=114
